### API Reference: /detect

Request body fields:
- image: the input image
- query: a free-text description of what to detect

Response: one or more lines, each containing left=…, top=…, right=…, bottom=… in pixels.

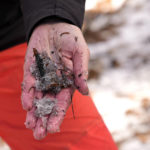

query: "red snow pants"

left=0, top=43, right=118, bottom=150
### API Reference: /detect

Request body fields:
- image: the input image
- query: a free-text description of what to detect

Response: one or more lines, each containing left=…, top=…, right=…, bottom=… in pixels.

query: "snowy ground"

left=0, top=138, right=10, bottom=150
left=86, top=0, right=150, bottom=149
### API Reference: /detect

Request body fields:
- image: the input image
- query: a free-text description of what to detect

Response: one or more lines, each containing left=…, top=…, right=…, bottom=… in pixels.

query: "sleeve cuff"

left=25, top=8, right=84, bottom=42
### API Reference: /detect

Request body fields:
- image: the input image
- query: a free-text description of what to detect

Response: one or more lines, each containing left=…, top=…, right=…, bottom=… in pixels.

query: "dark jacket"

left=0, top=0, right=85, bottom=50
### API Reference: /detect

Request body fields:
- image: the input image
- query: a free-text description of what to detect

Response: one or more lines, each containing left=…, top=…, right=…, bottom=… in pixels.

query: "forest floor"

left=86, top=0, right=150, bottom=149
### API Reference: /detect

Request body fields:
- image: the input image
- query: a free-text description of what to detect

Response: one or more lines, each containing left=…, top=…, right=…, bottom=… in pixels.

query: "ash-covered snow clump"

left=30, top=48, right=73, bottom=94
left=34, top=98, right=56, bottom=118
left=30, top=48, right=73, bottom=118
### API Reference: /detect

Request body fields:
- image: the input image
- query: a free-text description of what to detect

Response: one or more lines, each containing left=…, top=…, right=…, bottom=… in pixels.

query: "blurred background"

left=85, top=0, right=150, bottom=150
left=1, top=0, right=150, bottom=149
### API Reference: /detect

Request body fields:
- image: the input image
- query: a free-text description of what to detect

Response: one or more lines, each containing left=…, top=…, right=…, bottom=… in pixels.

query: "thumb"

left=73, top=39, right=90, bottom=95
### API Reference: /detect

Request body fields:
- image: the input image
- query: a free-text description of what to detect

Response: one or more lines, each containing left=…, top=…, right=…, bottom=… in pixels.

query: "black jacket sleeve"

left=19, top=0, right=86, bottom=41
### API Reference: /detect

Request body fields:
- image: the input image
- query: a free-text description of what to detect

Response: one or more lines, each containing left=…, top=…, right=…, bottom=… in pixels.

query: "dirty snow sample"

left=34, top=98, right=56, bottom=118
left=30, top=48, right=73, bottom=94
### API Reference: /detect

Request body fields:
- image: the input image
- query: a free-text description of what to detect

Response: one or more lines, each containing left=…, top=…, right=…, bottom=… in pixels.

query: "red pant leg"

left=0, top=43, right=118, bottom=150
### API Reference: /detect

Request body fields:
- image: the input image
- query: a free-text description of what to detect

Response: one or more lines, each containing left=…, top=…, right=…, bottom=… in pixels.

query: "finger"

left=61, top=56, right=73, bottom=71
left=73, top=44, right=90, bottom=95
left=47, top=88, right=72, bottom=133
left=33, top=118, right=47, bottom=140
left=21, top=75, right=35, bottom=110
left=33, top=93, right=55, bottom=138
left=58, top=49, right=73, bottom=71
left=25, top=107, right=37, bottom=129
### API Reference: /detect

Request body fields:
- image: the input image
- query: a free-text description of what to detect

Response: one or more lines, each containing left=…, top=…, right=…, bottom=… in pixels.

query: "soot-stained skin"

left=31, top=48, right=73, bottom=94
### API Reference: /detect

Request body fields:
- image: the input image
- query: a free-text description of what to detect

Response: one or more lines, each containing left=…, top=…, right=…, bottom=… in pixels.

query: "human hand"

left=21, top=23, right=90, bottom=140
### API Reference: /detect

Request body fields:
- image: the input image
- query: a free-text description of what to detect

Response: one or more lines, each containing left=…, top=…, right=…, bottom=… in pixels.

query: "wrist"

left=28, top=16, right=73, bottom=42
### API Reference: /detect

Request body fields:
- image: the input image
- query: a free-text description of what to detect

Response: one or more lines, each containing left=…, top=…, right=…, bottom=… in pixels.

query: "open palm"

left=21, top=23, right=89, bottom=140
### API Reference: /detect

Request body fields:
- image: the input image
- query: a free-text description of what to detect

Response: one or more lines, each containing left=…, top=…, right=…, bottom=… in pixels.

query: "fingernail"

left=81, top=82, right=89, bottom=96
